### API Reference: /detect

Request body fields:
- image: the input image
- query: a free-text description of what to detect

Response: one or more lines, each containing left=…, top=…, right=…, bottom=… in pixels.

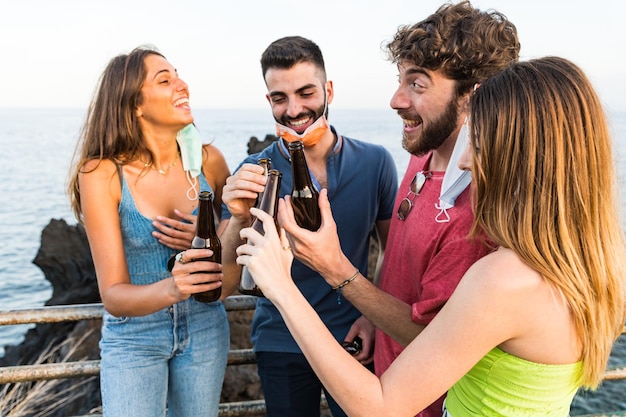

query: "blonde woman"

left=236, top=56, right=626, bottom=417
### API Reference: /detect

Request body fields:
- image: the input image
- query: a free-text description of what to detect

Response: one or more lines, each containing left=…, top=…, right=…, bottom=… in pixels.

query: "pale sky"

left=2, top=0, right=625, bottom=112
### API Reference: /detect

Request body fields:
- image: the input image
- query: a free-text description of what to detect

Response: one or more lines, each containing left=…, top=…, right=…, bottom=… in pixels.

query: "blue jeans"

left=100, top=299, right=229, bottom=417
left=257, top=351, right=365, bottom=417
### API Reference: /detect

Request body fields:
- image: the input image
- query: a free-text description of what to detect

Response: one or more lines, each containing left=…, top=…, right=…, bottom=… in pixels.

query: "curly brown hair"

left=385, top=1, right=520, bottom=96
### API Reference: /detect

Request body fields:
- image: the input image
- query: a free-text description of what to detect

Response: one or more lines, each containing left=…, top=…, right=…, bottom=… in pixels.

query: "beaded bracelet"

left=332, top=269, right=359, bottom=304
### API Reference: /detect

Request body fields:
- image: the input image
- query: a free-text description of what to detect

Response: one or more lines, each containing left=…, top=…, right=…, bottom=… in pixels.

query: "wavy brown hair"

left=67, top=45, right=164, bottom=222
left=469, top=56, right=626, bottom=388
left=385, top=0, right=520, bottom=96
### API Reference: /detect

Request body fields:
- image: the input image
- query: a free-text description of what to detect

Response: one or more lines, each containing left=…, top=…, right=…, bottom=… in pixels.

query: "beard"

left=401, top=97, right=459, bottom=156
left=275, top=98, right=328, bottom=133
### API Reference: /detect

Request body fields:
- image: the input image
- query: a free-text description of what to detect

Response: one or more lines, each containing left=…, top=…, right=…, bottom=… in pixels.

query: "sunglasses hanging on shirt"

left=397, top=171, right=432, bottom=221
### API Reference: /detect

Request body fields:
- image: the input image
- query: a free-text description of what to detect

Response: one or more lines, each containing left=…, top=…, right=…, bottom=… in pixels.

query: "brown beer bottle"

left=288, top=140, right=321, bottom=231
left=239, top=169, right=282, bottom=297
left=191, top=190, right=222, bottom=303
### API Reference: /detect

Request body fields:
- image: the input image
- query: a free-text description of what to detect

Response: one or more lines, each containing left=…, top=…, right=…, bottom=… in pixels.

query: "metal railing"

left=0, top=296, right=272, bottom=416
left=1, top=299, right=625, bottom=416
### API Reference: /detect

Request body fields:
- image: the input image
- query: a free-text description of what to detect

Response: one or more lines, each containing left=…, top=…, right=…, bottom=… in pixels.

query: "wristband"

left=332, top=269, right=359, bottom=304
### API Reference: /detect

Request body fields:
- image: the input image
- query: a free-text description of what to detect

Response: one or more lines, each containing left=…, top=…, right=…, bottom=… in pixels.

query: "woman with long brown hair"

left=68, top=45, right=233, bottom=417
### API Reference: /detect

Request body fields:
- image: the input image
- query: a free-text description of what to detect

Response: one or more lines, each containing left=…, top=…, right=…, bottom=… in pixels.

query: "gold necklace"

left=142, top=154, right=179, bottom=175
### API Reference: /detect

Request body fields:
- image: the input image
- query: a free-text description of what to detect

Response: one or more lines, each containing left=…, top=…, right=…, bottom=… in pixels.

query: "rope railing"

left=0, top=299, right=624, bottom=417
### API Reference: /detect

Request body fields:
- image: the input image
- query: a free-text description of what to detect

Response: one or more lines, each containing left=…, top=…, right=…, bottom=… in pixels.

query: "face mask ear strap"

left=185, top=170, right=198, bottom=201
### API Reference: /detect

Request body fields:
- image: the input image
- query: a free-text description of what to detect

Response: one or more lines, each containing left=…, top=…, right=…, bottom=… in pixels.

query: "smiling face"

left=390, top=62, right=464, bottom=156
left=135, top=54, right=193, bottom=132
left=264, top=61, right=332, bottom=134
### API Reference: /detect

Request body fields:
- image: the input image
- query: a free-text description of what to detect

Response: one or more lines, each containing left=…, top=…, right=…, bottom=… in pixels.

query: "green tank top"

left=445, top=347, right=582, bottom=417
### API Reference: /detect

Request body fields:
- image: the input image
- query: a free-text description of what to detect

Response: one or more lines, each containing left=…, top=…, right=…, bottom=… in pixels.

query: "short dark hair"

left=260, top=36, right=326, bottom=83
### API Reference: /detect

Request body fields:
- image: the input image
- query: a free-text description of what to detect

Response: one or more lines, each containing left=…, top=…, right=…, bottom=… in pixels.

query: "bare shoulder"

left=79, top=159, right=119, bottom=184
left=78, top=158, right=122, bottom=202
left=466, top=249, right=578, bottom=363
left=203, top=143, right=229, bottom=176
left=81, top=158, right=118, bottom=178
left=460, top=247, right=544, bottom=300
left=202, top=143, right=227, bottom=163
left=202, top=143, right=230, bottom=209
left=202, top=143, right=228, bottom=174
left=436, top=247, right=549, bottom=350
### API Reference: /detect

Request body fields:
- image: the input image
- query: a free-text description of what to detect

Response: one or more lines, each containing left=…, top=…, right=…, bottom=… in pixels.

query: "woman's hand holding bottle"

left=169, top=248, right=223, bottom=301
left=236, top=206, right=294, bottom=302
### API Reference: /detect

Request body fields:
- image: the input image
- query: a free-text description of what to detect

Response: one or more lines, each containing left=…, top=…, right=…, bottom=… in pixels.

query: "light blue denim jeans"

left=100, top=298, right=229, bottom=417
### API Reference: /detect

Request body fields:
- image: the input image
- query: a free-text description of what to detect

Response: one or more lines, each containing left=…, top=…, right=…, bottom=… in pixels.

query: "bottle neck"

left=196, top=193, right=216, bottom=239
left=254, top=158, right=272, bottom=208
left=289, top=143, right=314, bottom=189
left=253, top=171, right=281, bottom=233
left=258, top=172, right=281, bottom=215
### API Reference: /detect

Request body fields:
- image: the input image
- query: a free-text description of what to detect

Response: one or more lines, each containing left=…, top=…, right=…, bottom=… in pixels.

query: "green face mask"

left=176, top=123, right=203, bottom=178
left=176, top=123, right=203, bottom=200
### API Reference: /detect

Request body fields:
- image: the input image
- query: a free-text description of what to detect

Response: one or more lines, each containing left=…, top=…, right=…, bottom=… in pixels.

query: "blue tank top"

left=118, top=169, right=212, bottom=285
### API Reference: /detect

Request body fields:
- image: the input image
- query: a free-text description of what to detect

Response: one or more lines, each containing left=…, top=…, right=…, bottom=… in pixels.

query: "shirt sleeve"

left=377, top=146, right=399, bottom=221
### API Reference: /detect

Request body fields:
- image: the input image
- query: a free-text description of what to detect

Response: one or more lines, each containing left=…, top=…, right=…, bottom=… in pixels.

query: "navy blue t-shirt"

left=222, top=127, right=397, bottom=353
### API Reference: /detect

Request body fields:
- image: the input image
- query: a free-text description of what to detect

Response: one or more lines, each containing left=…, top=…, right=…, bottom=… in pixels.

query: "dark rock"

left=248, top=134, right=279, bottom=155
left=34, top=219, right=100, bottom=305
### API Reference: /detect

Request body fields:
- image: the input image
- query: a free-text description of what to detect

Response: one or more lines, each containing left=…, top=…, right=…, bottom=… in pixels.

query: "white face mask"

left=438, top=121, right=472, bottom=208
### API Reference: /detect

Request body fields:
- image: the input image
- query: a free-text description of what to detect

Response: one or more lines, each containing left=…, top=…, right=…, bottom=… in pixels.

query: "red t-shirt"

left=375, top=153, right=493, bottom=417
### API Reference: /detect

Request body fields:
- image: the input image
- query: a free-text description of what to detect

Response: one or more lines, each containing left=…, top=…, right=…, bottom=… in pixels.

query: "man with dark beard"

left=274, top=3, right=520, bottom=417
left=219, top=35, right=397, bottom=417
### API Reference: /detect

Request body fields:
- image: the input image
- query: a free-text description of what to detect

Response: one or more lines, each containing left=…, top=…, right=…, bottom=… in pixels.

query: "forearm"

left=101, top=279, right=179, bottom=317
left=327, top=267, right=425, bottom=347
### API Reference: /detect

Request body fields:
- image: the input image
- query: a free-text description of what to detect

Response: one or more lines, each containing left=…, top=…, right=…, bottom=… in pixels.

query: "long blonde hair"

left=470, top=56, right=626, bottom=388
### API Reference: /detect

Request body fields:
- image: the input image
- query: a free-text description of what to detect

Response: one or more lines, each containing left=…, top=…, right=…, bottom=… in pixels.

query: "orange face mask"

left=275, top=113, right=329, bottom=147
